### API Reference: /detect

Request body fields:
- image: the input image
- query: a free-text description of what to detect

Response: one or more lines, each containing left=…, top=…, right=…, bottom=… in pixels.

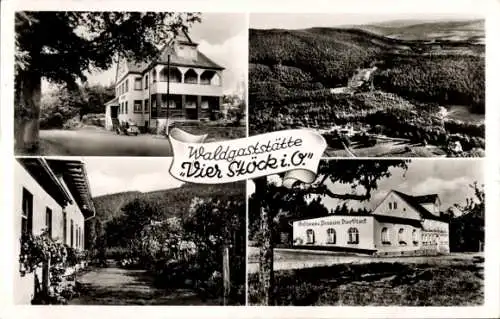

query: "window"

left=144, top=99, right=149, bottom=113
left=45, top=207, right=52, bottom=238
left=134, top=78, right=142, bottom=90
left=306, top=229, right=315, bottom=244
left=169, top=99, right=176, bottom=109
left=76, top=226, right=79, bottom=247
left=201, top=100, right=209, bottom=109
left=348, top=227, right=359, bottom=244
left=389, top=202, right=392, bottom=209
left=21, top=188, right=33, bottom=235
left=327, top=228, right=336, bottom=244
left=70, top=220, right=74, bottom=247
left=412, top=229, right=418, bottom=245
left=161, top=95, right=168, bottom=109
left=134, top=100, right=142, bottom=113
left=125, top=79, right=129, bottom=92
left=63, top=211, right=67, bottom=245
left=125, top=101, right=128, bottom=114
left=145, top=75, right=149, bottom=89
left=393, top=202, right=397, bottom=209
left=152, top=70, right=157, bottom=83
left=398, top=228, right=406, bottom=245
left=81, top=227, right=84, bottom=249
left=381, top=227, right=390, bottom=244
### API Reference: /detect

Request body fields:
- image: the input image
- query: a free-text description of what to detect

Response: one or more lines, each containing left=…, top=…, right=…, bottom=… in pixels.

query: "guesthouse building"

left=105, top=31, right=224, bottom=133
left=14, top=158, right=95, bottom=304
left=292, top=190, right=450, bottom=256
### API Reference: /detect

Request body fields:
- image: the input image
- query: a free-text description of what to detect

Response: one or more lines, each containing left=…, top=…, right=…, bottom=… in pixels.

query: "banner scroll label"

left=169, top=128, right=327, bottom=187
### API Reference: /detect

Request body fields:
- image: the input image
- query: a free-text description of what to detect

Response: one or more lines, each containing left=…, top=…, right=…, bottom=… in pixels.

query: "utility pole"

left=166, top=53, right=171, bottom=136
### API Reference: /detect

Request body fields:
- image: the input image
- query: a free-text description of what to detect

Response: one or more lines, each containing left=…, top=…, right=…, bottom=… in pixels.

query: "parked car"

left=115, top=120, right=139, bottom=136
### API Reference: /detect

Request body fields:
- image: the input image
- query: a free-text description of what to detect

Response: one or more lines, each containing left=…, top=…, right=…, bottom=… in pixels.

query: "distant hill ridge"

left=92, top=182, right=245, bottom=223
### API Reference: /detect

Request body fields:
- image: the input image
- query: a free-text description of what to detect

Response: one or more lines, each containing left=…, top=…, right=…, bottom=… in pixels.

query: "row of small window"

left=381, top=227, right=419, bottom=246
left=118, top=101, right=150, bottom=115
left=21, top=188, right=84, bottom=248
left=305, top=227, right=360, bottom=245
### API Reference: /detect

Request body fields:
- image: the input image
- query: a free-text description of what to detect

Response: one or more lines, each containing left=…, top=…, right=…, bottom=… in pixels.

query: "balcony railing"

left=151, top=81, right=223, bottom=97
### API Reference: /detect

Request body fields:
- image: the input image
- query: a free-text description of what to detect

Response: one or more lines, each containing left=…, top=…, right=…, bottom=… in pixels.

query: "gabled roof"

left=413, top=194, right=439, bottom=204
left=157, top=46, right=224, bottom=70
left=392, top=190, right=444, bottom=222
left=118, top=31, right=223, bottom=80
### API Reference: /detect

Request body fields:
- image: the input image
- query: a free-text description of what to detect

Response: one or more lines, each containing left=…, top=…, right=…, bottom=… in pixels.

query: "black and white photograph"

left=247, top=159, right=484, bottom=305
left=249, top=13, right=485, bottom=157
left=14, top=12, right=247, bottom=156
left=14, top=157, right=246, bottom=305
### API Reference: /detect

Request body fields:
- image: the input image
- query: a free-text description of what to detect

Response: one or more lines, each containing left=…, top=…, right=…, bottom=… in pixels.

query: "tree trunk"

left=255, top=177, right=274, bottom=305
left=14, top=68, right=42, bottom=154
left=258, top=204, right=274, bottom=305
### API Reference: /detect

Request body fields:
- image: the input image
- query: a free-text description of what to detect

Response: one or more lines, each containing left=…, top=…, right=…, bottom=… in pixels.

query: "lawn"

left=248, top=259, right=484, bottom=306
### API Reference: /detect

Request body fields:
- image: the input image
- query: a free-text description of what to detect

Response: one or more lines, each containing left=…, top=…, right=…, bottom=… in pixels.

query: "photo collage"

left=5, top=5, right=494, bottom=315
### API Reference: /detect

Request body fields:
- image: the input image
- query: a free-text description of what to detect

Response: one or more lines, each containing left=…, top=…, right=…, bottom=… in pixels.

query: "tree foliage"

left=449, top=182, right=485, bottom=252
left=15, top=12, right=201, bottom=87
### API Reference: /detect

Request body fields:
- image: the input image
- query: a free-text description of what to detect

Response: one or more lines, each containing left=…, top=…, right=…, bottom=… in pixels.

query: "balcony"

left=151, top=81, right=223, bottom=97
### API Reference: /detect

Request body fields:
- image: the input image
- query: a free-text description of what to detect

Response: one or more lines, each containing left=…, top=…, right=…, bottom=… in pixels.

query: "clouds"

left=197, top=28, right=248, bottom=95
left=323, top=160, right=483, bottom=212
left=84, top=157, right=184, bottom=197
left=249, top=160, right=483, bottom=214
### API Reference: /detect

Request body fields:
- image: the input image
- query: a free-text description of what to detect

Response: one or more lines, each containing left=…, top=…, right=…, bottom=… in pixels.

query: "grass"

left=248, top=260, right=484, bottom=306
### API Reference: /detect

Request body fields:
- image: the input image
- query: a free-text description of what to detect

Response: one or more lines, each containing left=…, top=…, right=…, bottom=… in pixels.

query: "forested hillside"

left=86, top=182, right=246, bottom=250
left=249, top=25, right=485, bottom=147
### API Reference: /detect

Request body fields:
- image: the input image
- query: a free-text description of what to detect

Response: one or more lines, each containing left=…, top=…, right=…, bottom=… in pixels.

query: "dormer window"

left=389, top=202, right=392, bottom=210
left=393, top=202, right=397, bottom=209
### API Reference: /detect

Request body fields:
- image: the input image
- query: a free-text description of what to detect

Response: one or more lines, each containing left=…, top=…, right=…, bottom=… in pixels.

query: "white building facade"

left=293, top=190, right=450, bottom=256
left=14, top=158, right=95, bottom=304
left=105, top=31, right=224, bottom=132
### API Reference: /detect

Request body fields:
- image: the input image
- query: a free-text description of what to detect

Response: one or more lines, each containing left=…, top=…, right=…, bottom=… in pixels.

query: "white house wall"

left=293, top=215, right=375, bottom=251
left=422, top=219, right=450, bottom=253
left=13, top=161, right=86, bottom=304
left=372, top=192, right=421, bottom=220
left=373, top=220, right=422, bottom=253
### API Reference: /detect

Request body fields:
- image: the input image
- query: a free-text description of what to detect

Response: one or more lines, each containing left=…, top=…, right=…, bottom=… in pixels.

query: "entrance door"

left=184, top=97, right=198, bottom=120
left=110, top=105, right=118, bottom=118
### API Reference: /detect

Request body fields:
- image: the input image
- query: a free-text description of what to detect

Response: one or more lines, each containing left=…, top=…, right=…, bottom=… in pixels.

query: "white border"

left=1, top=0, right=499, bottom=318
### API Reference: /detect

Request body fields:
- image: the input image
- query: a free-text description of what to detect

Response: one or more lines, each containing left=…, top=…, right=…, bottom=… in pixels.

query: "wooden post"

left=222, top=245, right=230, bottom=305
left=42, top=257, right=50, bottom=297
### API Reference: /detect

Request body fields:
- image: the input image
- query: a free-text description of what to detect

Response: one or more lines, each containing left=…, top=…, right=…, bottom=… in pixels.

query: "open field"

left=248, top=249, right=484, bottom=306
left=324, top=140, right=446, bottom=157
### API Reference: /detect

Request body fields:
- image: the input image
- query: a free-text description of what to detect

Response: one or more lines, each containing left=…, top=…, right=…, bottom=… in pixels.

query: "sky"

left=43, top=13, right=248, bottom=96
left=250, top=13, right=482, bottom=29
left=247, top=159, right=484, bottom=213
left=84, top=157, right=184, bottom=197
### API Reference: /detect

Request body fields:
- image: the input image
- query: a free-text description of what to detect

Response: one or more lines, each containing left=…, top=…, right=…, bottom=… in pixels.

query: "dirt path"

left=69, top=266, right=217, bottom=305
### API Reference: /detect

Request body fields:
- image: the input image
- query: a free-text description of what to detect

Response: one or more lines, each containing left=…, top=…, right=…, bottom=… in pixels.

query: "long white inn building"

left=293, top=190, right=450, bottom=256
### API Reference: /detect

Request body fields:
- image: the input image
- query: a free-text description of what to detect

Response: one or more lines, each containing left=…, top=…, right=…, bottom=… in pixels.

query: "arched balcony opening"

left=200, top=70, right=216, bottom=85
left=160, top=66, right=182, bottom=83
left=184, top=69, right=198, bottom=84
